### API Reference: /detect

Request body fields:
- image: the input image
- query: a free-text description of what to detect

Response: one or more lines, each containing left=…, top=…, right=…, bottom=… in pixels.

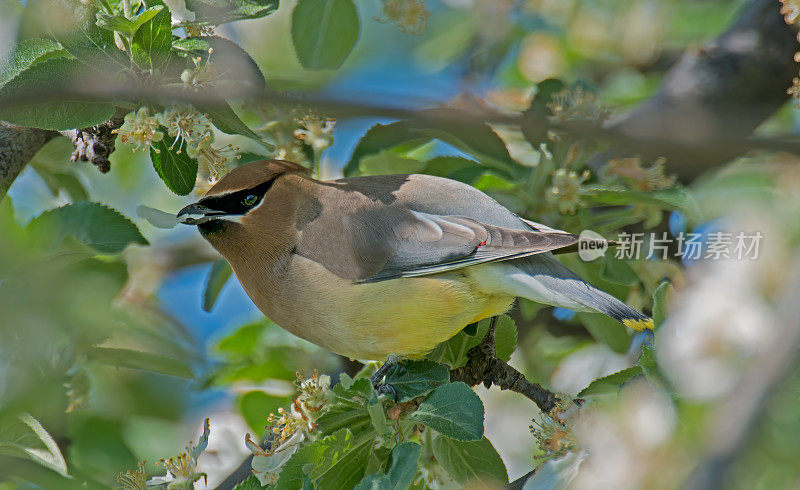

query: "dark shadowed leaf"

left=150, top=139, right=199, bottom=195
left=291, top=0, right=359, bottom=70
left=195, top=102, right=272, bottom=149
left=286, top=428, right=373, bottom=490
left=600, top=252, right=639, bottom=286
left=521, top=78, right=565, bottom=146
left=203, top=258, right=233, bottom=312
left=581, top=186, right=699, bottom=217
left=382, top=360, right=449, bottom=402
left=87, top=347, right=194, bottom=378
left=27, top=202, right=148, bottom=254
left=432, top=434, right=508, bottom=486
left=494, top=315, right=518, bottom=362
left=426, top=315, right=515, bottom=368
left=577, top=312, right=631, bottom=354
left=410, top=382, right=484, bottom=441
left=173, top=36, right=266, bottom=90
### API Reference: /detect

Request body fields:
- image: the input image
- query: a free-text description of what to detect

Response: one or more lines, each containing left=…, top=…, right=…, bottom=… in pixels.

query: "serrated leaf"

left=203, top=258, right=233, bottom=312
left=0, top=38, right=68, bottom=89
left=578, top=366, right=643, bottom=397
left=382, top=360, right=449, bottom=402
left=581, top=186, right=699, bottom=217
left=195, top=101, right=272, bottom=149
left=354, top=442, right=421, bottom=490
left=296, top=428, right=374, bottom=490
left=431, top=435, right=508, bottom=486
left=184, top=0, right=280, bottom=25
left=0, top=414, right=69, bottom=477
left=291, top=0, right=359, bottom=70
left=0, top=57, right=115, bottom=130
left=87, top=346, right=195, bottom=378
left=150, top=139, right=198, bottom=195
left=49, top=0, right=129, bottom=73
left=96, top=6, right=164, bottom=36
left=27, top=201, right=148, bottom=254
left=652, top=281, right=672, bottom=328
left=577, top=312, right=630, bottom=354
left=232, top=475, right=263, bottom=489
left=494, top=315, right=517, bottom=362
left=410, top=382, right=484, bottom=441
left=131, top=5, right=173, bottom=71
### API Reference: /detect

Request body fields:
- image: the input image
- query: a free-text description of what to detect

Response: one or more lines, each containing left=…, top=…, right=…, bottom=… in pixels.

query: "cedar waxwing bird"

left=177, top=160, right=653, bottom=361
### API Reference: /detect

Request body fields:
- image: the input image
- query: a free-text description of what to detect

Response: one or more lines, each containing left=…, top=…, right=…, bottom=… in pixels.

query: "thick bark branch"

left=0, top=123, right=56, bottom=198
left=601, top=0, right=799, bottom=179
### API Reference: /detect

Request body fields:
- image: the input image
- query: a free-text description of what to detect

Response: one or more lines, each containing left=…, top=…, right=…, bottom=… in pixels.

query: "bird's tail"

left=477, top=253, right=653, bottom=331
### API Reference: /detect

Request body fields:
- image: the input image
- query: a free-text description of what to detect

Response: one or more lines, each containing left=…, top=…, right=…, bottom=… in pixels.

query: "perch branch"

left=450, top=318, right=570, bottom=415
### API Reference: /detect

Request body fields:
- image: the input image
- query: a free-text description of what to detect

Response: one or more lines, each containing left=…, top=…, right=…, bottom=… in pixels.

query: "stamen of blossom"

left=158, top=104, right=213, bottom=155
left=116, top=461, right=147, bottom=490
left=294, top=113, right=336, bottom=152
left=114, top=108, right=163, bottom=152
left=547, top=87, right=612, bottom=125
left=605, top=157, right=676, bottom=191
left=295, top=371, right=331, bottom=414
left=548, top=169, right=590, bottom=214
left=376, top=0, right=430, bottom=35
left=195, top=142, right=240, bottom=184
left=181, top=52, right=223, bottom=91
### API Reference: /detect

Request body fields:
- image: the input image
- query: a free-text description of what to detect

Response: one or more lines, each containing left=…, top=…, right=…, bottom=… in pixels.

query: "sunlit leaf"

left=577, top=312, right=630, bottom=354
left=432, top=434, right=508, bottom=486
left=354, top=442, right=421, bottom=490
left=131, top=5, right=173, bottom=71
left=291, top=0, right=359, bottom=70
left=578, top=366, right=643, bottom=397
left=652, top=281, right=672, bottom=328
left=0, top=38, right=68, bottom=89
left=88, top=346, right=195, bottom=378
left=410, top=382, right=484, bottom=441
left=185, top=0, right=280, bottom=25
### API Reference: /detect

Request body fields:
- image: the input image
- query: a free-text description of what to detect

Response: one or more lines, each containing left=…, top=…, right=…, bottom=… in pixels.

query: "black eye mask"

left=197, top=179, right=276, bottom=215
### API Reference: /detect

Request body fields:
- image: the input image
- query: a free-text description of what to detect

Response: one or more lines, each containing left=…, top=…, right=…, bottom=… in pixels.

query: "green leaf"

left=0, top=414, right=69, bottom=477
left=359, top=151, right=425, bottom=175
left=521, top=78, right=565, bottom=146
left=494, top=315, right=518, bottom=363
left=382, top=360, right=449, bottom=403
left=150, top=139, right=199, bottom=195
left=173, top=36, right=266, bottom=90
left=95, top=5, right=164, bottom=36
left=203, top=258, right=233, bottom=312
left=367, top=398, right=390, bottom=436
left=652, top=281, right=672, bottom=328
left=87, top=346, right=195, bottom=378
left=0, top=58, right=115, bottom=130
left=49, top=0, right=129, bottom=73
left=426, top=316, right=514, bottom=369
left=577, top=312, right=630, bottom=354
left=184, top=0, right=280, bottom=25
left=578, top=366, right=643, bottom=397
left=232, top=475, right=263, bottom=490
left=300, top=428, right=374, bottom=490
left=581, top=186, right=700, bottom=217
left=131, top=5, right=173, bottom=71
left=422, top=156, right=485, bottom=184
left=432, top=435, right=508, bottom=486
left=32, top=167, right=89, bottom=202
left=238, top=391, right=289, bottom=434
left=0, top=38, right=68, bottom=89
left=410, top=382, right=484, bottom=441
left=600, top=252, right=639, bottom=286
left=27, top=201, right=148, bottom=254
left=291, top=0, right=359, bottom=70
left=345, top=111, right=514, bottom=177
left=354, top=442, right=421, bottom=490
left=195, top=101, right=272, bottom=149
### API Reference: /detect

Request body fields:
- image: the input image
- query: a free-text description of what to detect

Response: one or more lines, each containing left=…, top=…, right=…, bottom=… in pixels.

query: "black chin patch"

left=199, top=219, right=227, bottom=236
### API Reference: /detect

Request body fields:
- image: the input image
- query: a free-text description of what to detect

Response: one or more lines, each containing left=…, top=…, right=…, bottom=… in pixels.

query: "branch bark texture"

left=0, top=122, right=55, bottom=198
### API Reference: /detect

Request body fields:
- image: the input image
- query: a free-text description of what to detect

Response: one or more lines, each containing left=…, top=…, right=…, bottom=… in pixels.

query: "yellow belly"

left=233, top=254, right=515, bottom=360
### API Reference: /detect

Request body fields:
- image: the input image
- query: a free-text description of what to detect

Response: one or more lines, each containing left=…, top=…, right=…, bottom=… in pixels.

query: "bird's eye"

left=243, top=194, right=258, bottom=206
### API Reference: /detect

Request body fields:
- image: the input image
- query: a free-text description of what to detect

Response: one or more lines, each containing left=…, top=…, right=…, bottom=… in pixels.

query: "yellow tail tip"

left=622, top=318, right=654, bottom=332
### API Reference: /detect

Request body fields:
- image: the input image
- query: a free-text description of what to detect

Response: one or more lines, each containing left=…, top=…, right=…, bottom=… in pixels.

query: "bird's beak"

left=176, top=203, right=227, bottom=225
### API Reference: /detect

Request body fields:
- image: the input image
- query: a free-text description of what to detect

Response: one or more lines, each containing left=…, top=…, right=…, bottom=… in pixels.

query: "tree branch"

left=598, top=0, right=799, bottom=179
left=450, top=318, right=577, bottom=416
left=0, top=122, right=56, bottom=199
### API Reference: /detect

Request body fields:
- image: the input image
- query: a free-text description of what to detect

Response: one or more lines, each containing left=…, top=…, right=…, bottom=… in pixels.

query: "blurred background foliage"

left=1, top=0, right=800, bottom=488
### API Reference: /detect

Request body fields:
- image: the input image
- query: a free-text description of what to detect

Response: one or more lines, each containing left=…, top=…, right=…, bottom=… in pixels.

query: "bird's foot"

left=370, top=355, right=401, bottom=401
